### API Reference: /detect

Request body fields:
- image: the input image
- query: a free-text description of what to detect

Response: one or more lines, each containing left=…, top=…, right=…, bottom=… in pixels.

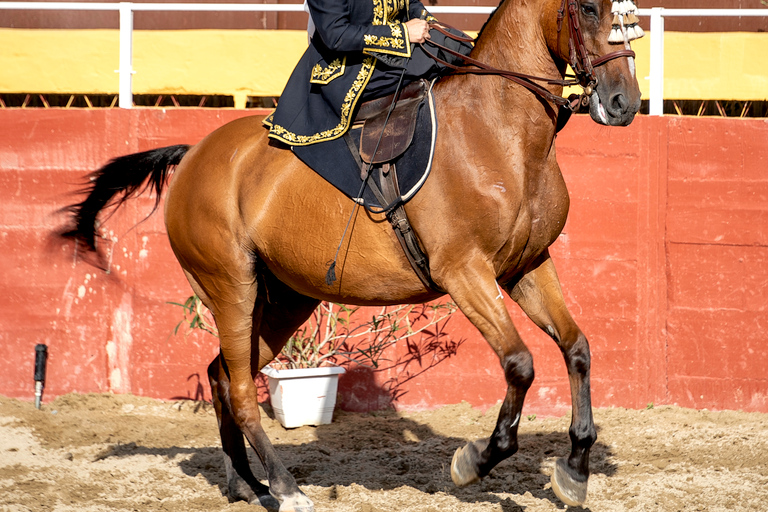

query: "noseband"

left=424, top=0, right=636, bottom=112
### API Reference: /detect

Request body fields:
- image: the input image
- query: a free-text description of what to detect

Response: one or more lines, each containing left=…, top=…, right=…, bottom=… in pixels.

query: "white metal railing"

left=0, top=2, right=766, bottom=113
left=642, top=8, right=767, bottom=115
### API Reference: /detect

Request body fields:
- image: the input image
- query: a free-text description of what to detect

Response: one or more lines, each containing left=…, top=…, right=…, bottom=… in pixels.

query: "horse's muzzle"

left=589, top=87, right=641, bottom=127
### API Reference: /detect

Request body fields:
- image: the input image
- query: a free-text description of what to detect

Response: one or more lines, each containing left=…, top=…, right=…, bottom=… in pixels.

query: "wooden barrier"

left=0, top=109, right=766, bottom=414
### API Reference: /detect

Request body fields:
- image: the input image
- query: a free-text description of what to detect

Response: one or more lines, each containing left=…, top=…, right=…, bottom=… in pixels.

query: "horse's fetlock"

left=570, top=423, right=597, bottom=448
left=492, top=435, right=518, bottom=456
left=502, top=351, right=534, bottom=388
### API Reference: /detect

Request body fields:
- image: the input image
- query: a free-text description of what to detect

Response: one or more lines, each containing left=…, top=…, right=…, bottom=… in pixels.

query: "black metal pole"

left=34, top=344, right=48, bottom=409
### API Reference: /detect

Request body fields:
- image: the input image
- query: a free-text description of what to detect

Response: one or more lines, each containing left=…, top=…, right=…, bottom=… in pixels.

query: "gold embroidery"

left=362, top=21, right=410, bottom=57
left=267, top=57, right=377, bottom=146
left=384, top=0, right=403, bottom=22
left=363, top=33, right=405, bottom=50
left=386, top=0, right=409, bottom=21
left=373, top=4, right=384, bottom=23
left=310, top=57, right=346, bottom=84
left=266, top=0, right=419, bottom=145
left=373, top=0, right=384, bottom=25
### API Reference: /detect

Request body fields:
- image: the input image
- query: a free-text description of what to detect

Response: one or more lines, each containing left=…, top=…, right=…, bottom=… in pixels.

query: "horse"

left=60, top=0, right=641, bottom=510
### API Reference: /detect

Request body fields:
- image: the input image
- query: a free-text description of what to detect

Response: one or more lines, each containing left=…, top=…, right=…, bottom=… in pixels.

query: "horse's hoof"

left=550, top=457, right=588, bottom=506
left=450, top=441, right=484, bottom=487
left=250, top=493, right=280, bottom=512
left=276, top=491, right=314, bottom=512
left=228, top=478, right=257, bottom=504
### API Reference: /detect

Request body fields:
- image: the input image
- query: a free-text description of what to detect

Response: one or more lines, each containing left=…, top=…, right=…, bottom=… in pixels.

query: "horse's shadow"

left=98, top=402, right=615, bottom=511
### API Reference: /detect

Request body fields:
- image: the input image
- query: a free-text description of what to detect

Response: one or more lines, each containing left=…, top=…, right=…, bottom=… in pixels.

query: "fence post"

left=648, top=7, right=664, bottom=116
left=118, top=2, right=133, bottom=109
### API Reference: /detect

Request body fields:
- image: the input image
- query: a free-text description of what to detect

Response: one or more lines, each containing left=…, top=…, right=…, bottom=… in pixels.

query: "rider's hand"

left=405, top=18, right=431, bottom=43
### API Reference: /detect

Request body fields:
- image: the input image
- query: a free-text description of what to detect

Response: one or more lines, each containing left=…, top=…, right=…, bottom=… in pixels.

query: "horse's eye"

left=580, top=2, right=598, bottom=17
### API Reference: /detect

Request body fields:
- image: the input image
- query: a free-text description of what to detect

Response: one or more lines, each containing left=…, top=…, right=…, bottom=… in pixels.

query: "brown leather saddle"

left=345, top=79, right=442, bottom=292
left=356, top=79, right=429, bottom=169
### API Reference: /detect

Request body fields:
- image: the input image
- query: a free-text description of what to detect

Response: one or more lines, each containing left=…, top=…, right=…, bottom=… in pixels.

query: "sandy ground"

left=1, top=393, right=767, bottom=512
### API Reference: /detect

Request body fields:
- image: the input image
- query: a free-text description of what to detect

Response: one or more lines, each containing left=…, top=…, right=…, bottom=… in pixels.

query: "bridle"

left=423, top=0, right=636, bottom=112
left=557, top=0, right=635, bottom=97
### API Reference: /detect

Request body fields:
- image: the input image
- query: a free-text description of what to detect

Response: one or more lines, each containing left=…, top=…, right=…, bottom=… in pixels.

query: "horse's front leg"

left=439, top=262, right=535, bottom=486
left=506, top=250, right=596, bottom=506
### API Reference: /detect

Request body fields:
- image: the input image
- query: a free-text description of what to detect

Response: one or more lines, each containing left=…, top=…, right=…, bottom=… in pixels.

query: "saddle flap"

left=360, top=97, right=422, bottom=165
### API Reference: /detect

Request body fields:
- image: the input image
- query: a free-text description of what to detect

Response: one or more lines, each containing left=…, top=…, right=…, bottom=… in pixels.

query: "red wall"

left=1, top=110, right=766, bottom=415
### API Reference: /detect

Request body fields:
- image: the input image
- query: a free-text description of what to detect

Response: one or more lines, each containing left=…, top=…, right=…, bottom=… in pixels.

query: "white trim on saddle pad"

left=399, top=79, right=438, bottom=204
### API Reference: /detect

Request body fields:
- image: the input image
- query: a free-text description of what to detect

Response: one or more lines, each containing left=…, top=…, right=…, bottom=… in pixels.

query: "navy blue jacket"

left=264, top=0, right=438, bottom=146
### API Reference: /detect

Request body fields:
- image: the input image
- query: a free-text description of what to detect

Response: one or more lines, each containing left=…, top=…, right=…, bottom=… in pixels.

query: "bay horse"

left=61, top=0, right=641, bottom=510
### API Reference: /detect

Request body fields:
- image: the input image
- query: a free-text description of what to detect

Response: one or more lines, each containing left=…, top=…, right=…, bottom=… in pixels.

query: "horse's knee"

left=563, top=333, right=591, bottom=376
left=502, top=350, right=535, bottom=389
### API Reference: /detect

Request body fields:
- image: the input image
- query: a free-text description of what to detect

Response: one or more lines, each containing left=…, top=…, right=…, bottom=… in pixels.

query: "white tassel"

left=625, top=25, right=638, bottom=40
left=611, top=1, right=621, bottom=14
left=633, top=24, right=645, bottom=39
left=619, top=0, right=630, bottom=15
left=609, top=27, right=624, bottom=43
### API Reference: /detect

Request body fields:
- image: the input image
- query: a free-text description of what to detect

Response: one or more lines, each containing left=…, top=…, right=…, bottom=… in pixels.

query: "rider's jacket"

left=264, top=0, right=437, bottom=146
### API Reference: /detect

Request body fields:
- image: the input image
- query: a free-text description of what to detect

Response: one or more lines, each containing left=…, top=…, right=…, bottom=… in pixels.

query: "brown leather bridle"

left=423, top=0, right=636, bottom=112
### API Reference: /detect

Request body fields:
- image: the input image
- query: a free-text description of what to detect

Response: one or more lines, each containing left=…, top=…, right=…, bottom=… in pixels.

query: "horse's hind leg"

left=207, top=354, right=276, bottom=507
left=183, top=266, right=319, bottom=512
left=506, top=250, right=596, bottom=506
left=439, top=260, right=535, bottom=486
left=182, top=271, right=271, bottom=506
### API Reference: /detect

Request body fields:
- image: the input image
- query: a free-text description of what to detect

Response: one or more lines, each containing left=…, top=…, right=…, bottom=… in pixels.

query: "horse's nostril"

left=609, top=92, right=629, bottom=114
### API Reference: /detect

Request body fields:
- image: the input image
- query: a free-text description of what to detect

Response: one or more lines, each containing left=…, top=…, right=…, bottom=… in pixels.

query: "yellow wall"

left=662, top=32, right=768, bottom=101
left=0, top=29, right=310, bottom=107
left=1, top=29, right=767, bottom=107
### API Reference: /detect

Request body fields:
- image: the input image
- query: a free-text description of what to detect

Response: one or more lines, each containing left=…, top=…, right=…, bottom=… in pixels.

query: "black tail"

left=59, top=144, right=190, bottom=257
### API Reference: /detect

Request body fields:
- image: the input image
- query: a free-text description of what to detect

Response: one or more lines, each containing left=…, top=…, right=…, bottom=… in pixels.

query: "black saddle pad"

left=292, top=88, right=437, bottom=209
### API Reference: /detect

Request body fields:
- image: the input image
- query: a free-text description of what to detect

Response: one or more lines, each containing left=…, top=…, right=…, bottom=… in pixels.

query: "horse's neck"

left=438, top=0, right=564, bottom=130
left=433, top=0, right=562, bottom=155
left=429, top=0, right=569, bottom=202
left=470, top=0, right=561, bottom=82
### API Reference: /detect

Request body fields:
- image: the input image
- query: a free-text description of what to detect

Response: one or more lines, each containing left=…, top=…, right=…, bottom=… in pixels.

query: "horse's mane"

left=475, top=0, right=508, bottom=41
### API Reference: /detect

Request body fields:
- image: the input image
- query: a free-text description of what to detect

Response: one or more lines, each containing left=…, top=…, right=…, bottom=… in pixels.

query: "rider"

left=263, top=0, right=471, bottom=147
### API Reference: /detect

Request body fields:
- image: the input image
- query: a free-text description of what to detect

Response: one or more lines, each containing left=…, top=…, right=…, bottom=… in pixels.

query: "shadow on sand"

left=97, top=397, right=616, bottom=512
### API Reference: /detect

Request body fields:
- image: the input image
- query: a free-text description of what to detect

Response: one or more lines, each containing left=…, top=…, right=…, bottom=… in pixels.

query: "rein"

left=424, top=0, right=636, bottom=112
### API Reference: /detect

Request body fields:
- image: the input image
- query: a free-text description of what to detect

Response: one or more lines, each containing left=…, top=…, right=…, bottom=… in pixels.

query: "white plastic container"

left=260, top=366, right=346, bottom=428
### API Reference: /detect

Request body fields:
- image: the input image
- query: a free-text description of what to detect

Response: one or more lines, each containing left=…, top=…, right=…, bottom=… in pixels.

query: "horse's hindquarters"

left=165, top=116, right=436, bottom=306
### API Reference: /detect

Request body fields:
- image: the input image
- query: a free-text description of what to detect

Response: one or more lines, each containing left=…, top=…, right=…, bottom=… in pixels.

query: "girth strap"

left=367, top=164, right=443, bottom=293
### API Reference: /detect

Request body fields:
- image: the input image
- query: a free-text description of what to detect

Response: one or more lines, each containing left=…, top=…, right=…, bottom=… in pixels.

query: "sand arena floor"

left=1, top=393, right=767, bottom=512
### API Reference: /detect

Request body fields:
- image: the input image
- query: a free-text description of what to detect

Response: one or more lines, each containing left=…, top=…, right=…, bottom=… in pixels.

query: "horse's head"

left=546, top=0, right=643, bottom=126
